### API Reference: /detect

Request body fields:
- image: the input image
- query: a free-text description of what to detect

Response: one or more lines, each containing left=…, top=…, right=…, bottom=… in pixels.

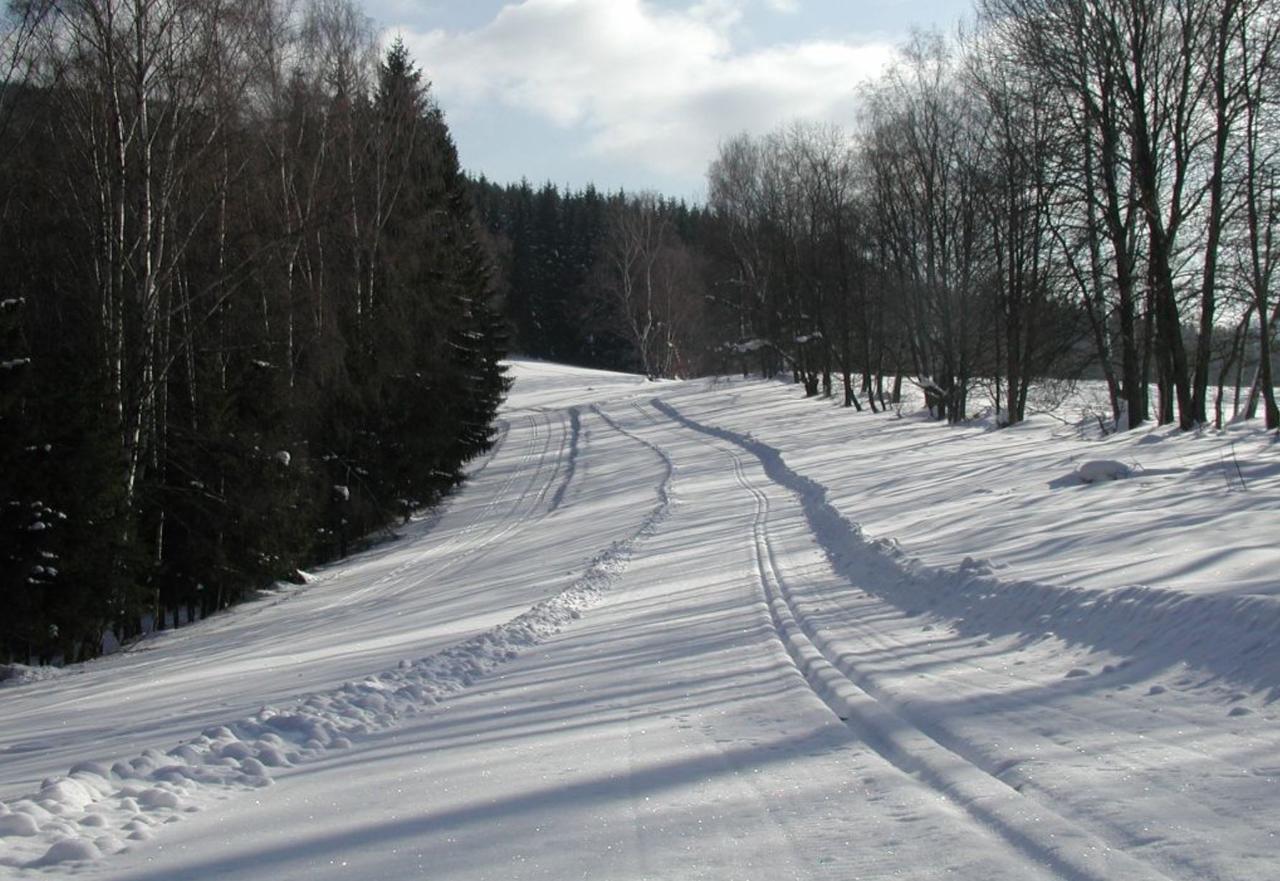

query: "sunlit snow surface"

left=2, top=360, right=1278, bottom=880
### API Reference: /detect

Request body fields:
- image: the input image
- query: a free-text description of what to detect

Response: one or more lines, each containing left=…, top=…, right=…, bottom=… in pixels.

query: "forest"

left=3, top=0, right=1279, bottom=666
left=481, top=0, right=1279, bottom=433
left=0, top=0, right=508, bottom=664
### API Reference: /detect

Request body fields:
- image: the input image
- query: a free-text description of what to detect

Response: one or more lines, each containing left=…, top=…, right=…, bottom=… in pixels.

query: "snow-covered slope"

left=1, top=361, right=1277, bottom=880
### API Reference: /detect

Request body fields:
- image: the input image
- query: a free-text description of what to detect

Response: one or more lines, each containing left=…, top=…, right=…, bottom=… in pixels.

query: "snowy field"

left=1, top=360, right=1278, bottom=880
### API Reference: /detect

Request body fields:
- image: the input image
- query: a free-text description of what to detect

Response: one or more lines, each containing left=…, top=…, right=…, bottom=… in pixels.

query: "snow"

left=1, top=361, right=1278, bottom=880
left=1075, top=459, right=1131, bottom=483
left=0, top=664, right=67, bottom=689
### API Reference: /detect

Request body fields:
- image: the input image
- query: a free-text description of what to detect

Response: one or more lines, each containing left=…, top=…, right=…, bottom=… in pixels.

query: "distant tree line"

left=0, top=0, right=507, bottom=665
left=473, top=179, right=715, bottom=379
left=481, top=0, right=1279, bottom=434
left=705, top=1, right=1279, bottom=430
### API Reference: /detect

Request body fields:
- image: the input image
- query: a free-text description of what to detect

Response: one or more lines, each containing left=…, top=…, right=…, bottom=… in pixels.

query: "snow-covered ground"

left=2, top=360, right=1278, bottom=880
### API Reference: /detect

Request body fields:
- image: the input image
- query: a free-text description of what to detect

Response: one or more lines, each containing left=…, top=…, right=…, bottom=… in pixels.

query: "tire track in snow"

left=0, top=408, right=674, bottom=873
left=654, top=398, right=1175, bottom=881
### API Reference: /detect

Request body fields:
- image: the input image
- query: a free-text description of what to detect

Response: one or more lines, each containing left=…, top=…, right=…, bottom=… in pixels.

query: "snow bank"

left=0, top=664, right=65, bottom=689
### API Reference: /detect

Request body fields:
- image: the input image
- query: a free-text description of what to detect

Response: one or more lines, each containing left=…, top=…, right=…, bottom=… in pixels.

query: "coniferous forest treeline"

left=0, top=1, right=508, bottom=664
left=472, top=180, right=713, bottom=377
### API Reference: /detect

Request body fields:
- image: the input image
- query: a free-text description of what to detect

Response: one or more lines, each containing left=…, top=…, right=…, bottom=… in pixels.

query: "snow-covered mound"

left=1075, top=459, right=1131, bottom=483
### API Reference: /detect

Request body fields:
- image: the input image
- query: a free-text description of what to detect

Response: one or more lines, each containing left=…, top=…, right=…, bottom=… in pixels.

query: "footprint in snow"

left=1228, top=707, right=1253, bottom=718
left=1147, top=685, right=1167, bottom=695
left=1064, top=668, right=1091, bottom=679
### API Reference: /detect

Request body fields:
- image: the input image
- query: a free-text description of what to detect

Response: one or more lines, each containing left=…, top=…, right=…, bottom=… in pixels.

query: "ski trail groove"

left=0, top=407, right=673, bottom=873
left=655, top=398, right=1175, bottom=881
left=467, top=415, right=511, bottom=480
left=97, top=410, right=536, bottom=658
left=310, top=409, right=544, bottom=613
left=589, top=403, right=674, bottom=515
left=321, top=407, right=566, bottom=615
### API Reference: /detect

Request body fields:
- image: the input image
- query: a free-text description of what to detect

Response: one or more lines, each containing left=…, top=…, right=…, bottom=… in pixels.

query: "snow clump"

left=1076, top=459, right=1131, bottom=483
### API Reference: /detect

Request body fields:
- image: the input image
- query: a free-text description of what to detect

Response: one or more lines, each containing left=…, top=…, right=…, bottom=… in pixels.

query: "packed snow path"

left=2, top=362, right=1278, bottom=880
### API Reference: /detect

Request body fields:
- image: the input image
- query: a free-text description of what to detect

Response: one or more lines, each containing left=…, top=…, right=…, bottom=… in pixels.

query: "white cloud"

left=689, top=0, right=745, bottom=29
left=394, top=0, right=892, bottom=182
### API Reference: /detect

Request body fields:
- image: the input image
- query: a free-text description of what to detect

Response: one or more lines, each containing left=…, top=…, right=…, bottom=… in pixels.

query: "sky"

left=364, top=1, right=975, bottom=200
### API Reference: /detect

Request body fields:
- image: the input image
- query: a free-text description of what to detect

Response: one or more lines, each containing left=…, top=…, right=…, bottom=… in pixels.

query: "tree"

left=595, top=194, right=704, bottom=379
left=0, top=7, right=510, bottom=661
left=981, top=0, right=1280, bottom=429
left=862, top=32, right=992, bottom=422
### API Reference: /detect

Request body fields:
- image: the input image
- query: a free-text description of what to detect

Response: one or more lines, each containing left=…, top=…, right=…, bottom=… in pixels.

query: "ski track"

left=131, top=410, right=531, bottom=646
left=802, top=563, right=1278, bottom=881
left=654, top=398, right=1185, bottom=881
left=651, top=393, right=1280, bottom=881
left=0, top=401, right=668, bottom=873
left=34, top=408, right=558, bottom=709
left=314, top=408, right=560, bottom=615
left=652, top=399, right=1280, bottom=687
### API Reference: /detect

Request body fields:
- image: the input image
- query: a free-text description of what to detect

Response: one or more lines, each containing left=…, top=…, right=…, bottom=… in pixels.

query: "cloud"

left=394, top=0, right=892, bottom=182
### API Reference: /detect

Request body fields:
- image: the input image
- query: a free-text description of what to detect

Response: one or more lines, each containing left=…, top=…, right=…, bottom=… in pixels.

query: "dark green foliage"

left=473, top=179, right=707, bottom=373
left=0, top=348, right=140, bottom=664
left=0, top=34, right=507, bottom=663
